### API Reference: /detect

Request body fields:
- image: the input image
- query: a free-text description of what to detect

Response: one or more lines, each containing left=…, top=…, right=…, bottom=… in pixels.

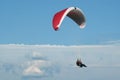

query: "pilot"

left=76, top=59, right=87, bottom=67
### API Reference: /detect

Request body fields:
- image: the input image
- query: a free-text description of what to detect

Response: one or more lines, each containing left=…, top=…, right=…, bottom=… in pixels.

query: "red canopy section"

left=52, top=7, right=86, bottom=31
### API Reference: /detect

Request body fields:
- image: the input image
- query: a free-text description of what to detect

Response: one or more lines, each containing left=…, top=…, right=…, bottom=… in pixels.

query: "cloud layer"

left=0, top=44, right=120, bottom=80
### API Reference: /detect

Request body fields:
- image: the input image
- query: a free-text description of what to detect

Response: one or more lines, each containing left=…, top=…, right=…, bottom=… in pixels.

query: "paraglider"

left=52, top=7, right=86, bottom=31
left=76, top=59, right=87, bottom=68
left=52, top=7, right=87, bottom=68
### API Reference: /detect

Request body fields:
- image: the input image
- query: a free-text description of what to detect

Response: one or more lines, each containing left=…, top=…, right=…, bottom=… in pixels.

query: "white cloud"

left=23, top=65, right=44, bottom=76
left=0, top=44, right=120, bottom=80
left=102, top=40, right=120, bottom=45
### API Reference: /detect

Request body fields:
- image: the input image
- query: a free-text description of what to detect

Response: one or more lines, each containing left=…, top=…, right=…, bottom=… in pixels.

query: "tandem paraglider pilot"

left=76, top=59, right=87, bottom=68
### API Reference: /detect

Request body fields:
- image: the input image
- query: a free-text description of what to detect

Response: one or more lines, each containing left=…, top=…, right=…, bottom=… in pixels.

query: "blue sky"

left=0, top=0, right=120, bottom=45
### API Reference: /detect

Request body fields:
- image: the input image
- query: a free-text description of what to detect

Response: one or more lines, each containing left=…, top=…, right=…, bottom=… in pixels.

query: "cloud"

left=102, top=40, right=120, bottom=45
left=0, top=44, right=120, bottom=80
left=23, top=65, right=44, bottom=76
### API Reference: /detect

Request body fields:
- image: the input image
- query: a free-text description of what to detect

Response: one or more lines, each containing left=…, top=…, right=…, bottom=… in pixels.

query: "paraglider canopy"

left=52, top=7, right=86, bottom=31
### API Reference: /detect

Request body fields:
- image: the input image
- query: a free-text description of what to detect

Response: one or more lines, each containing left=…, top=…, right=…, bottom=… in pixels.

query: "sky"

left=0, top=0, right=120, bottom=45
left=0, top=0, right=120, bottom=80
